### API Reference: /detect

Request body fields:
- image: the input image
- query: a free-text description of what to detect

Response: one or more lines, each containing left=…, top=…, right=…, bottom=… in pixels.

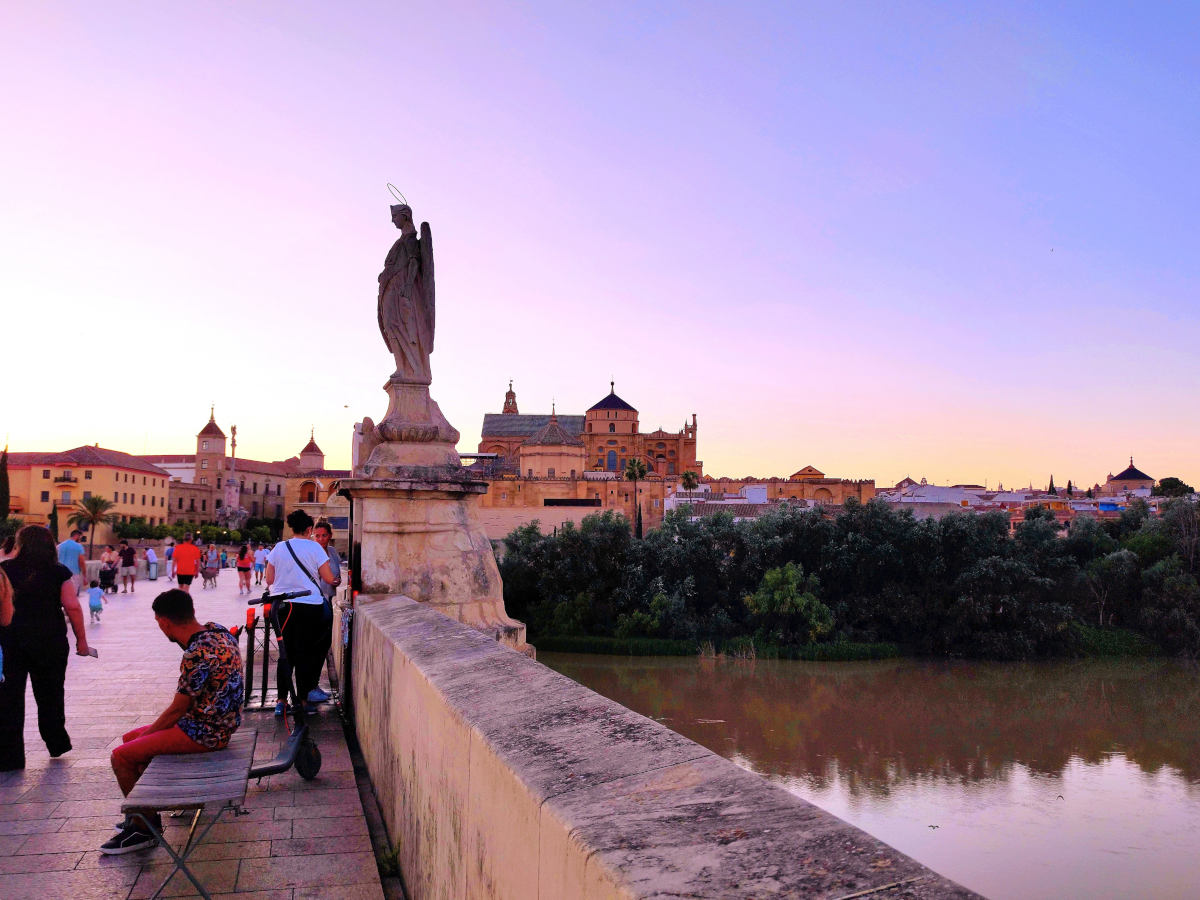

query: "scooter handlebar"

left=248, top=589, right=312, bottom=606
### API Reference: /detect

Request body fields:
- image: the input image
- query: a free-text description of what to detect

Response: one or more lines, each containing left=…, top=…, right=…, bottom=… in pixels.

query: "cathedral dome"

left=587, top=382, right=636, bottom=413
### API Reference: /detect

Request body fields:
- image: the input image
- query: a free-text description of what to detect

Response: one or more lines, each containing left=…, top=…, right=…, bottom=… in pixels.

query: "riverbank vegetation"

left=498, top=497, right=1200, bottom=660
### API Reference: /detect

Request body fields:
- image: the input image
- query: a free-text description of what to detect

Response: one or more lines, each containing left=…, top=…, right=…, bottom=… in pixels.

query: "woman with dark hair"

left=235, top=544, right=254, bottom=595
left=265, top=510, right=334, bottom=712
left=0, top=525, right=91, bottom=770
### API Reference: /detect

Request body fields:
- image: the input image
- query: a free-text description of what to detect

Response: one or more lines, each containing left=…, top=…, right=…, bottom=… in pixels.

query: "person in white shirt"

left=265, top=510, right=334, bottom=709
left=252, top=544, right=269, bottom=586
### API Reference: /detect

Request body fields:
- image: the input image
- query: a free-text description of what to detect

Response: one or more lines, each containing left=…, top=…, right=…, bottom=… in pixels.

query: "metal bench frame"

left=121, top=730, right=258, bottom=900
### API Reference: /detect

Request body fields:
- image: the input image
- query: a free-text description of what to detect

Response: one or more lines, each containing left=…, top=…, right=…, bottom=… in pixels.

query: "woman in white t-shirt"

left=266, top=510, right=335, bottom=709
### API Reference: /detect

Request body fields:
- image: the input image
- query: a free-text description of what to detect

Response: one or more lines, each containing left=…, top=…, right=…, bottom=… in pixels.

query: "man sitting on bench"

left=101, top=589, right=244, bottom=855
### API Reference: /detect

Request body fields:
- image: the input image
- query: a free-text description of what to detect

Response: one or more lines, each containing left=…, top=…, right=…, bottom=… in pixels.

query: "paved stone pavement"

left=1, top=569, right=385, bottom=900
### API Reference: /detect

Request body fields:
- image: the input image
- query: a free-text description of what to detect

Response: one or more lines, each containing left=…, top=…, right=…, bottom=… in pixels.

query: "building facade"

left=7, top=446, right=171, bottom=546
left=139, top=410, right=351, bottom=544
left=478, top=382, right=702, bottom=479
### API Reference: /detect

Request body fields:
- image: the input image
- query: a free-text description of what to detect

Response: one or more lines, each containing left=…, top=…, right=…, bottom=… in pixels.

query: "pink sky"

left=2, top=2, right=1197, bottom=490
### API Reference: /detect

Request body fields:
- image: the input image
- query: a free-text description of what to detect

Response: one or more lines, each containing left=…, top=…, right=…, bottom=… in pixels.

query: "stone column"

left=345, top=381, right=531, bottom=656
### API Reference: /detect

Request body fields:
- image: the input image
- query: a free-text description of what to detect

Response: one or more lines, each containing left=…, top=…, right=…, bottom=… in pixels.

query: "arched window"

left=609, top=423, right=616, bottom=433
left=301, top=481, right=317, bottom=503
left=606, top=450, right=617, bottom=471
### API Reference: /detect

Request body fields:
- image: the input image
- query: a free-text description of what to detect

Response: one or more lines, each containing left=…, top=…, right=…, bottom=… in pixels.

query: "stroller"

left=200, top=563, right=220, bottom=589
left=99, top=562, right=119, bottom=594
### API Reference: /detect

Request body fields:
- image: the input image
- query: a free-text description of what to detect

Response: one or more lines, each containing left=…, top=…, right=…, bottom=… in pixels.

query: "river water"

left=540, top=653, right=1200, bottom=899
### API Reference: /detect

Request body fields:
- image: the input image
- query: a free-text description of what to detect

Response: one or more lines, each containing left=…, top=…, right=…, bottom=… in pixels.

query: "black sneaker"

left=99, top=825, right=158, bottom=855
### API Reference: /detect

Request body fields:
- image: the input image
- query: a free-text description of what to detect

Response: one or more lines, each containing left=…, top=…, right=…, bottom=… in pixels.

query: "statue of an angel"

left=377, top=204, right=435, bottom=385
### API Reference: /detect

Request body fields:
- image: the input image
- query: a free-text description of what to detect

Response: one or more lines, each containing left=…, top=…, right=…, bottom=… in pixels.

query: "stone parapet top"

left=352, top=594, right=977, bottom=898
left=340, top=475, right=488, bottom=495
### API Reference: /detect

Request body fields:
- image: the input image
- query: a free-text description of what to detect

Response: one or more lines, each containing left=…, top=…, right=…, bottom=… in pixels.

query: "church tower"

left=298, top=430, right=325, bottom=471
left=195, top=407, right=226, bottom=485
left=502, top=380, right=519, bottom=415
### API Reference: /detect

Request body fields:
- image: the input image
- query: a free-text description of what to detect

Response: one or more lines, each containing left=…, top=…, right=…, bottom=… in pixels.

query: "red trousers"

left=111, top=724, right=209, bottom=796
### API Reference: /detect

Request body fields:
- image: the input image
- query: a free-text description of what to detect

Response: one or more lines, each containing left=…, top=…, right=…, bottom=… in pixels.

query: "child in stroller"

left=99, top=560, right=119, bottom=594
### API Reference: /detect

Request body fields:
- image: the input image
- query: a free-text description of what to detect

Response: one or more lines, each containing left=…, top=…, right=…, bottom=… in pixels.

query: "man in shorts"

left=57, top=529, right=87, bottom=592
left=101, top=589, right=243, bottom=854
left=117, top=540, right=138, bottom=593
left=252, top=543, right=269, bottom=586
left=164, top=540, right=175, bottom=581
left=171, top=534, right=202, bottom=594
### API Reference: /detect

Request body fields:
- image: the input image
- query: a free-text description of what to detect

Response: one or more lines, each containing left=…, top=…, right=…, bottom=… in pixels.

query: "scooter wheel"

left=296, top=738, right=322, bottom=781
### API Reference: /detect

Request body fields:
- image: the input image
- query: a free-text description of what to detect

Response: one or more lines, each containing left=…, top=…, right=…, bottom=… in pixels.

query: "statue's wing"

left=421, top=221, right=435, bottom=337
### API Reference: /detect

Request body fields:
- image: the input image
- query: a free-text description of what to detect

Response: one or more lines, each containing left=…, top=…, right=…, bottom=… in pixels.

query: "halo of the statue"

left=386, top=183, right=408, bottom=206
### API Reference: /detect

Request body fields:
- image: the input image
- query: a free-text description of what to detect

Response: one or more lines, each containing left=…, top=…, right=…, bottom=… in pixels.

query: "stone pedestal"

left=344, top=390, right=532, bottom=656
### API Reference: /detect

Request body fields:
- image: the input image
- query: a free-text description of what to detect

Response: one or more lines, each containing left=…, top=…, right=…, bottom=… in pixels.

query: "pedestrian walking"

left=172, top=533, right=201, bottom=594
left=235, top=544, right=254, bottom=594
left=0, top=525, right=92, bottom=771
left=118, top=540, right=138, bottom=593
left=57, top=529, right=87, bottom=592
left=164, top=540, right=175, bottom=581
left=253, top=543, right=268, bottom=585
left=87, top=579, right=105, bottom=623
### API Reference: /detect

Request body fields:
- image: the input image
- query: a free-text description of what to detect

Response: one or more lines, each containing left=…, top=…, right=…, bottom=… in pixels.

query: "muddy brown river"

left=540, top=653, right=1200, bottom=899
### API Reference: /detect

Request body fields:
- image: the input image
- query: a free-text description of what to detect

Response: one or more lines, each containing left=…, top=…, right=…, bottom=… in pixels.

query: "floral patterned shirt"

left=176, top=623, right=244, bottom=749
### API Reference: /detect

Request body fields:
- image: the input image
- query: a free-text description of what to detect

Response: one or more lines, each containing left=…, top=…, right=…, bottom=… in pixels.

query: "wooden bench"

left=122, top=730, right=258, bottom=900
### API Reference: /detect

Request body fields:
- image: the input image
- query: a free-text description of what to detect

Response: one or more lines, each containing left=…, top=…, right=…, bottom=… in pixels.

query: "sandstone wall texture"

left=347, top=594, right=978, bottom=899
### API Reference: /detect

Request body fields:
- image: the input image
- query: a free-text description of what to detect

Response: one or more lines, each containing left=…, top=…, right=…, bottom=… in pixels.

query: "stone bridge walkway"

left=1, top=569, right=384, bottom=900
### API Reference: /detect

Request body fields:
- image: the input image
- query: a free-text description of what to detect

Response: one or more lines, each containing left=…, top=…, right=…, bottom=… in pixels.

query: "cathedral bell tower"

left=502, top=380, right=519, bottom=415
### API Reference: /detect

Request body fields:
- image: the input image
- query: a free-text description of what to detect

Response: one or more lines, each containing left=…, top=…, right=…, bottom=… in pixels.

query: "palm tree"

left=680, top=470, right=699, bottom=492
left=624, top=458, right=648, bottom=539
left=68, top=495, right=120, bottom=561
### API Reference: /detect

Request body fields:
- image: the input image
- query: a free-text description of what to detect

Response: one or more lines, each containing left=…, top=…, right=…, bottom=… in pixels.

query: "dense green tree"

left=1160, top=499, right=1200, bottom=574
left=497, top=494, right=1200, bottom=659
left=1066, top=479, right=1074, bottom=498
left=744, top=563, right=832, bottom=645
left=1083, top=550, right=1139, bottom=626
left=1154, top=477, right=1196, bottom=498
left=1139, top=557, right=1200, bottom=656
left=1047, top=475, right=1057, bottom=496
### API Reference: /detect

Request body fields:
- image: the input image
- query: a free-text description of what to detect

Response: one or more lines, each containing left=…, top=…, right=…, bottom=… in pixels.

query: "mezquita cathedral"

left=468, top=382, right=874, bottom=537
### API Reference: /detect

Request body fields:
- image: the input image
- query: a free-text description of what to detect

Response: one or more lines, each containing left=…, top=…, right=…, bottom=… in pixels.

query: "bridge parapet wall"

left=349, top=594, right=976, bottom=899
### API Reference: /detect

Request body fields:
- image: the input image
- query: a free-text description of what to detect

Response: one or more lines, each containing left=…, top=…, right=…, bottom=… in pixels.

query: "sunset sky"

left=3, top=2, right=1197, bottom=490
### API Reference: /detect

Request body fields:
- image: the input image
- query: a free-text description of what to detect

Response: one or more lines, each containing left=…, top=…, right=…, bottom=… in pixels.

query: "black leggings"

left=0, top=636, right=70, bottom=769
left=274, top=602, right=331, bottom=702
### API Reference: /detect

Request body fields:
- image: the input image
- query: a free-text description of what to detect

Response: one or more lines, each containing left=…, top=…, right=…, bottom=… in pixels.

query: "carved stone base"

left=341, top=475, right=533, bottom=657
